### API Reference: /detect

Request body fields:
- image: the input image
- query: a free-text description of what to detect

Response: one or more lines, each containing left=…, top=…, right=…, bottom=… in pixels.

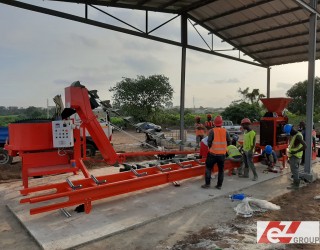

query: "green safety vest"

left=288, top=132, right=304, bottom=158
left=243, top=130, right=256, bottom=152
left=227, top=145, right=242, bottom=158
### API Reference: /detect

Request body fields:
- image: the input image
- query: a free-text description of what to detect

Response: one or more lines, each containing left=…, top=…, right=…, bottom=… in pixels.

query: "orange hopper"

left=260, top=98, right=292, bottom=116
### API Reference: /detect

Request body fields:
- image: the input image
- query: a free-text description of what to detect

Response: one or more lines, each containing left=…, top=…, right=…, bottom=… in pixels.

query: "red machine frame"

left=6, top=84, right=259, bottom=215
left=258, top=98, right=292, bottom=169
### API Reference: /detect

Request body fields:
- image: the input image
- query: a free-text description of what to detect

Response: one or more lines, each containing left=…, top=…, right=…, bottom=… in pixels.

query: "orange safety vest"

left=205, top=121, right=214, bottom=135
left=209, top=127, right=227, bottom=155
left=205, top=121, right=214, bottom=128
left=195, top=123, right=205, bottom=136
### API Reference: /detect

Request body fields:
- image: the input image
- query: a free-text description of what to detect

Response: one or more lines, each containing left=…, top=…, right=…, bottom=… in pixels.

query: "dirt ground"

left=172, top=180, right=320, bottom=250
left=1, top=130, right=320, bottom=249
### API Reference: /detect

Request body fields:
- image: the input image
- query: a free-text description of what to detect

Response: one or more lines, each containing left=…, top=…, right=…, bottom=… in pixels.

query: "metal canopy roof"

left=49, top=0, right=320, bottom=66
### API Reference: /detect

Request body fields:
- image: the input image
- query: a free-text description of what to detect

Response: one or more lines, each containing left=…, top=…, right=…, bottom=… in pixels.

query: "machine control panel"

left=52, top=120, right=74, bottom=148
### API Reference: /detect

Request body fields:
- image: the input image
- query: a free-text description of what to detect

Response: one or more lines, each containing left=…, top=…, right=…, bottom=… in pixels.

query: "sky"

left=0, top=1, right=318, bottom=109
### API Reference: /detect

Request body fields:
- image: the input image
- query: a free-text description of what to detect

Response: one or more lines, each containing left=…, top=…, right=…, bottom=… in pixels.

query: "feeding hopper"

left=260, top=98, right=292, bottom=115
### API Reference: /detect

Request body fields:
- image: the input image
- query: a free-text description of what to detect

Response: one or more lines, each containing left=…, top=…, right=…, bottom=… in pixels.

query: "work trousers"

left=289, top=155, right=301, bottom=182
left=239, top=150, right=257, bottom=177
left=228, top=155, right=243, bottom=175
left=196, top=135, right=204, bottom=146
left=205, top=153, right=225, bottom=187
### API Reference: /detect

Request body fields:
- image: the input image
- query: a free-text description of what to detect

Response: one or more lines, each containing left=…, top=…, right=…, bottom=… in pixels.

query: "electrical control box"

left=52, top=120, right=74, bottom=148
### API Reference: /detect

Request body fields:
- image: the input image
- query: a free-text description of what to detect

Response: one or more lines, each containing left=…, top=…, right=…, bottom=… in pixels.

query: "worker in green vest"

left=239, top=118, right=258, bottom=181
left=227, top=134, right=243, bottom=175
left=227, top=143, right=243, bottom=175
left=283, top=124, right=307, bottom=189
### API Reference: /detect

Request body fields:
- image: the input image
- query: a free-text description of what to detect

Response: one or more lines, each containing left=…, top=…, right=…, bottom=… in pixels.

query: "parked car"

left=135, top=122, right=162, bottom=133
left=222, top=120, right=242, bottom=135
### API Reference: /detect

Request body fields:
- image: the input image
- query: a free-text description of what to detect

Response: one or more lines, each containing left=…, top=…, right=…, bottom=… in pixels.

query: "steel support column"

left=267, top=67, right=271, bottom=98
left=180, top=15, right=187, bottom=150
left=303, top=0, right=317, bottom=181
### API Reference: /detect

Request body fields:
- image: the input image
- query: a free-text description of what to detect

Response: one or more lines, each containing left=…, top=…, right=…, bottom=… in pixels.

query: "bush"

left=110, top=117, right=126, bottom=128
left=0, top=115, right=21, bottom=126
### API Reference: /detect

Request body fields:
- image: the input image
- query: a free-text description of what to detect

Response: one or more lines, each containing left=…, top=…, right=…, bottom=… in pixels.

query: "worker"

left=201, top=115, right=230, bottom=190
left=261, top=145, right=277, bottom=170
left=226, top=141, right=243, bottom=175
left=239, top=118, right=258, bottom=181
left=299, top=121, right=317, bottom=160
left=284, top=124, right=307, bottom=189
left=195, top=116, right=205, bottom=147
left=204, top=114, right=214, bottom=134
left=199, top=136, right=209, bottom=159
left=298, top=121, right=306, bottom=165
left=231, top=134, right=241, bottom=148
left=312, top=125, right=317, bottom=152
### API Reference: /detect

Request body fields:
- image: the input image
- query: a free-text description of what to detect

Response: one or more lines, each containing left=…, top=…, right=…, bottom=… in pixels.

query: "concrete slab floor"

left=4, top=161, right=320, bottom=250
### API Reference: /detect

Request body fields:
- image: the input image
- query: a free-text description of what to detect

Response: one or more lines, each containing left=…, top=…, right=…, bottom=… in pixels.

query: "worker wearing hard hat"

left=204, top=114, right=214, bottom=134
left=298, top=121, right=306, bottom=165
left=261, top=145, right=278, bottom=170
left=239, top=118, right=258, bottom=181
left=283, top=124, right=307, bottom=189
left=226, top=135, right=243, bottom=175
left=195, top=116, right=205, bottom=147
left=201, top=115, right=230, bottom=190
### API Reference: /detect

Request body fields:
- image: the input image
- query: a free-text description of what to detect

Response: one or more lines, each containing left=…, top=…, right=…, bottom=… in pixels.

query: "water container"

left=229, top=193, right=246, bottom=201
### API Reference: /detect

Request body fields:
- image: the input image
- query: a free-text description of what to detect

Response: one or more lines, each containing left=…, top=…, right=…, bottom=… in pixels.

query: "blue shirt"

left=261, top=149, right=277, bottom=163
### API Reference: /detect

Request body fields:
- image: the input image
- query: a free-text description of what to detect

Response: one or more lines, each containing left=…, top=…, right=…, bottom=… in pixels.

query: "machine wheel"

left=136, top=128, right=141, bottom=133
left=86, top=144, right=96, bottom=157
left=0, top=148, right=13, bottom=165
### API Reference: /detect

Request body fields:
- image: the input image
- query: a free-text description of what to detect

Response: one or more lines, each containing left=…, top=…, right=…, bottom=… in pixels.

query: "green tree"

left=286, top=77, right=320, bottom=114
left=109, top=75, right=174, bottom=121
left=221, top=102, right=263, bottom=124
left=237, top=87, right=265, bottom=104
left=24, top=106, right=45, bottom=118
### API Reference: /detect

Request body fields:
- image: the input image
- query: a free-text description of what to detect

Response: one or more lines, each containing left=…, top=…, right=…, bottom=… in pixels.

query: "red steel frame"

left=8, top=85, right=264, bottom=215
left=20, top=155, right=261, bottom=215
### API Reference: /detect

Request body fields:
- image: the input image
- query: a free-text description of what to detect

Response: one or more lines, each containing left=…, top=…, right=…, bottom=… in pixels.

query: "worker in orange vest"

left=204, top=114, right=214, bottom=134
left=195, top=116, right=205, bottom=147
left=201, top=115, right=230, bottom=190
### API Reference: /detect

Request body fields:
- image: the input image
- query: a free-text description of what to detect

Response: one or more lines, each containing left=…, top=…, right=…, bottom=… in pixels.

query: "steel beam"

left=159, top=0, right=180, bottom=10
left=187, top=15, right=267, bottom=66
left=178, top=0, right=219, bottom=13
left=303, top=0, right=317, bottom=181
left=20, top=156, right=258, bottom=215
left=227, top=19, right=309, bottom=41
left=294, top=0, right=320, bottom=18
left=240, top=30, right=317, bottom=49
left=258, top=48, right=320, bottom=60
left=267, top=67, right=270, bottom=98
left=137, top=0, right=150, bottom=6
left=198, top=0, right=272, bottom=24
left=215, top=7, right=301, bottom=33
left=0, top=0, right=266, bottom=68
left=49, top=0, right=178, bottom=13
left=249, top=40, right=320, bottom=55
left=186, top=44, right=267, bottom=68
left=180, top=14, right=187, bottom=150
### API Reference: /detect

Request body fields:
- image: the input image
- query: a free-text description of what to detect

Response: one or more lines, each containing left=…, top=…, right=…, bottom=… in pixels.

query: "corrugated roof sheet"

left=51, top=0, right=320, bottom=66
